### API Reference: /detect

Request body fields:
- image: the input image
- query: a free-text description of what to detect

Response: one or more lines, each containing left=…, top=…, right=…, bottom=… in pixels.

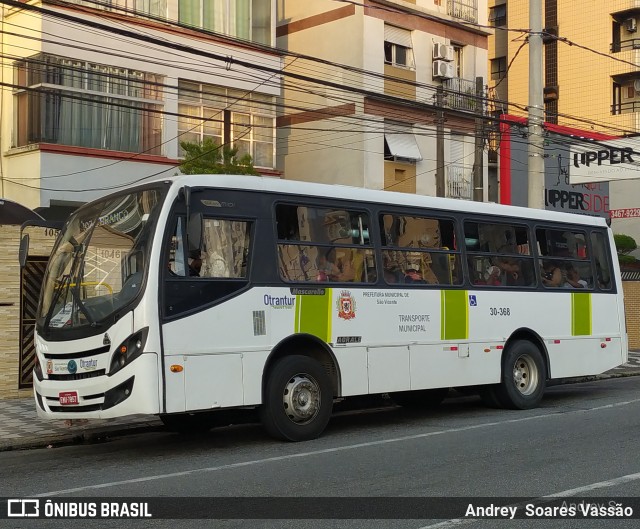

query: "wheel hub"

left=513, top=354, right=538, bottom=396
left=283, top=374, right=321, bottom=424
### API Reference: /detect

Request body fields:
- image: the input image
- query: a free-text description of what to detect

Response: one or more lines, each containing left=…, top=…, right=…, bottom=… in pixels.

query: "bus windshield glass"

left=37, top=187, right=165, bottom=333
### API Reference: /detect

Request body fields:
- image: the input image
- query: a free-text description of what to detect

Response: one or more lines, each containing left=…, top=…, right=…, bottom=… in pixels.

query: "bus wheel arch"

left=263, top=334, right=341, bottom=397
left=504, top=328, right=550, bottom=380
left=496, top=330, right=548, bottom=409
left=259, top=335, right=339, bottom=441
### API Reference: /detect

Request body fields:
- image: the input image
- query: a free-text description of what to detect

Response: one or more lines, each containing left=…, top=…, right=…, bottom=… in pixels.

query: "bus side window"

left=167, top=217, right=186, bottom=277
left=591, top=231, right=612, bottom=289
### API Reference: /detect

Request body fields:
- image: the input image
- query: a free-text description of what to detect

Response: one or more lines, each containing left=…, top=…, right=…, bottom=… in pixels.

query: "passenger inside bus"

left=564, top=265, right=588, bottom=289
left=541, top=260, right=563, bottom=287
left=188, top=249, right=203, bottom=277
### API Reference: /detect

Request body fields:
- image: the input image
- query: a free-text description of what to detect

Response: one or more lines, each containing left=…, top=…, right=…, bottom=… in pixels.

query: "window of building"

left=178, top=0, right=272, bottom=45
left=13, top=54, right=163, bottom=154
left=177, top=80, right=275, bottom=168
left=453, top=44, right=464, bottom=78
left=67, top=0, right=167, bottom=17
left=491, top=57, right=507, bottom=80
left=489, top=4, right=506, bottom=27
left=384, top=25, right=414, bottom=69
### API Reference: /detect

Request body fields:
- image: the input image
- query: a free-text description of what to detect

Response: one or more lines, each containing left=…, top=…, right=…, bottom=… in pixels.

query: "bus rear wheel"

left=260, top=355, right=333, bottom=442
left=494, top=340, right=546, bottom=409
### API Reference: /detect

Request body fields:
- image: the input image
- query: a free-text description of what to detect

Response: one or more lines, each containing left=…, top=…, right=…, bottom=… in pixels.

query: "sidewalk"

left=2, top=351, right=640, bottom=452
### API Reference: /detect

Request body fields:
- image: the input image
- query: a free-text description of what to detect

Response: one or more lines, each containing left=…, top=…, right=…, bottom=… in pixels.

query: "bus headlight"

left=109, top=328, right=148, bottom=376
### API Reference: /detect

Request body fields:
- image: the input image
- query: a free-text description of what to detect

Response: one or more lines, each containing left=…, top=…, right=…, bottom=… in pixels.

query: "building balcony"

left=612, top=0, right=640, bottom=15
left=447, top=0, right=478, bottom=23
left=612, top=100, right=640, bottom=114
left=443, top=77, right=484, bottom=113
left=611, top=38, right=640, bottom=52
left=446, top=165, right=473, bottom=200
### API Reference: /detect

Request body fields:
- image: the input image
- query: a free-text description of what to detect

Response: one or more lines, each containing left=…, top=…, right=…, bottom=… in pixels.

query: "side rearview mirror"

left=19, top=234, right=30, bottom=268
left=187, top=213, right=203, bottom=251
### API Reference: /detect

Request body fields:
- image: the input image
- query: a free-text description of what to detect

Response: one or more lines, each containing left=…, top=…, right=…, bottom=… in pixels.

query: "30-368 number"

left=490, top=307, right=510, bottom=316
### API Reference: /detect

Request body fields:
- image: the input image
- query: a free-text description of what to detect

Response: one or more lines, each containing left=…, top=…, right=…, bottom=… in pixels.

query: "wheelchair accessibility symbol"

left=469, top=295, right=477, bottom=307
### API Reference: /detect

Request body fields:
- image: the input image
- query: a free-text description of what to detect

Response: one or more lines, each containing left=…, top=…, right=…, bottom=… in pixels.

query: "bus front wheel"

left=260, top=355, right=333, bottom=442
left=494, top=340, right=546, bottom=409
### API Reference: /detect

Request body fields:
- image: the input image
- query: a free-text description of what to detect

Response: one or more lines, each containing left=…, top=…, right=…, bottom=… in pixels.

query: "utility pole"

left=473, top=76, right=484, bottom=202
left=528, top=0, right=545, bottom=209
left=436, top=85, right=445, bottom=197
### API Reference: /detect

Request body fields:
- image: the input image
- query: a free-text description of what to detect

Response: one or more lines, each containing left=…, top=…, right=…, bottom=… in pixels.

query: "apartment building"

left=0, top=0, right=280, bottom=220
left=488, top=0, right=640, bottom=248
left=276, top=0, right=490, bottom=200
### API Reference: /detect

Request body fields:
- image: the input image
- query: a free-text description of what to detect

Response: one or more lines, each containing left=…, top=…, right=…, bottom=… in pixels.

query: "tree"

left=614, top=233, right=638, bottom=266
left=179, top=138, right=258, bottom=175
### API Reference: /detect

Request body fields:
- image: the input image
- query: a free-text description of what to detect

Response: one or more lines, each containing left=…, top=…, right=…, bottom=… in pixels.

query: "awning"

left=0, top=199, right=44, bottom=225
left=385, top=134, right=422, bottom=161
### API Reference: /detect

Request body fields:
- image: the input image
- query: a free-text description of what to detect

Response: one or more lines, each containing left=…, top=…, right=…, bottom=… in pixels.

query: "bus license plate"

left=59, top=391, right=79, bottom=405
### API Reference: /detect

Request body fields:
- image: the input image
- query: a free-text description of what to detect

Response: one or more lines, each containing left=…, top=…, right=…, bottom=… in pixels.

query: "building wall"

left=277, top=0, right=489, bottom=196
left=623, top=281, right=640, bottom=349
left=0, top=225, right=57, bottom=399
left=1, top=2, right=281, bottom=212
left=490, top=1, right=640, bottom=256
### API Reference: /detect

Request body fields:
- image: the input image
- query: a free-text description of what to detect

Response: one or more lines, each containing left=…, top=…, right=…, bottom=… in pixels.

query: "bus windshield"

left=37, top=187, right=165, bottom=334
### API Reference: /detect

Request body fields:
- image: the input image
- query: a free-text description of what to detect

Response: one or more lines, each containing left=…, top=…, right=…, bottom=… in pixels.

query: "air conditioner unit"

left=433, top=60, right=455, bottom=79
left=626, top=17, right=637, bottom=32
left=634, top=79, right=640, bottom=93
left=433, top=42, right=454, bottom=61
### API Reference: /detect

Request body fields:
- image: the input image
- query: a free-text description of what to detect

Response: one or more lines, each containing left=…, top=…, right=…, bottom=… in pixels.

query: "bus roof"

left=159, top=174, right=608, bottom=228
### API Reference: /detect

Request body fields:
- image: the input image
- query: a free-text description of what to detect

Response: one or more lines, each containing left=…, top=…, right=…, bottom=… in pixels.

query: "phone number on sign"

left=610, top=208, right=640, bottom=219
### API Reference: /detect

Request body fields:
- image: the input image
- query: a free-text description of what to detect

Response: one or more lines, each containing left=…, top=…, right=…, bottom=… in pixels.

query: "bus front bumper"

left=33, top=353, right=160, bottom=420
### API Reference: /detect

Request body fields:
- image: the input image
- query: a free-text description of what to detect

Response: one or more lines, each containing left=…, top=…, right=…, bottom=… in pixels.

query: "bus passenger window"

left=197, top=219, right=251, bottom=279
left=591, top=231, right=612, bottom=290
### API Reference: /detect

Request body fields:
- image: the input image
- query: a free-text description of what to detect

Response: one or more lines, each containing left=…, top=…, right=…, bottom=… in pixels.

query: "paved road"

left=2, top=377, right=640, bottom=528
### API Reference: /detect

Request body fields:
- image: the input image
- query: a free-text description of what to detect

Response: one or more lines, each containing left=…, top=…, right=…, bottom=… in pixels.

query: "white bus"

left=33, top=174, right=627, bottom=441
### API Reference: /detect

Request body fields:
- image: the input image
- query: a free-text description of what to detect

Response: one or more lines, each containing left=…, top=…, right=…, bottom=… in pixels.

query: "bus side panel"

left=410, top=343, right=502, bottom=389
left=333, top=347, right=369, bottom=397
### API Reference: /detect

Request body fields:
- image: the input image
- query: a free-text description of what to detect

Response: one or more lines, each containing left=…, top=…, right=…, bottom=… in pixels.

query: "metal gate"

left=19, top=258, right=48, bottom=388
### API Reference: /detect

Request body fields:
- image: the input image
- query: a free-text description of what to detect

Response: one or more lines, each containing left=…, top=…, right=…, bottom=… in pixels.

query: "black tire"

left=160, top=411, right=220, bottom=434
left=494, top=340, right=546, bottom=410
left=391, top=388, right=449, bottom=409
left=259, top=355, right=333, bottom=442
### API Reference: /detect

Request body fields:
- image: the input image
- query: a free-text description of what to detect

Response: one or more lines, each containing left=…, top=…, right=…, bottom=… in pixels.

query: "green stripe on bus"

left=571, top=292, right=592, bottom=336
left=441, top=290, right=468, bottom=340
left=295, top=289, right=332, bottom=342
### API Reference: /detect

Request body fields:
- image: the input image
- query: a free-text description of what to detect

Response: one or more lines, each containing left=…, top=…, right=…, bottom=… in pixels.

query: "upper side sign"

left=570, top=138, right=640, bottom=184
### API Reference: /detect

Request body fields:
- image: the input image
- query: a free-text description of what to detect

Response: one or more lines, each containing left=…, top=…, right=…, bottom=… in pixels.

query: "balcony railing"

left=447, top=0, right=478, bottom=23
left=446, top=165, right=473, bottom=200
left=612, top=101, right=640, bottom=114
left=443, top=77, right=484, bottom=113
left=611, top=39, right=640, bottom=52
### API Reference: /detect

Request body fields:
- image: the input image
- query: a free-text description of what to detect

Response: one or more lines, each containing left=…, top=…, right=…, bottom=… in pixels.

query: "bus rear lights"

left=170, top=365, right=183, bottom=373
left=605, top=337, right=612, bottom=342
left=109, top=328, right=149, bottom=376
left=601, top=343, right=607, bottom=349
left=553, top=340, right=561, bottom=344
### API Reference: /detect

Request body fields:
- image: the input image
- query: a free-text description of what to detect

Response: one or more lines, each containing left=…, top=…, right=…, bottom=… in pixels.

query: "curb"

left=2, top=370, right=639, bottom=452
left=0, top=421, right=163, bottom=453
